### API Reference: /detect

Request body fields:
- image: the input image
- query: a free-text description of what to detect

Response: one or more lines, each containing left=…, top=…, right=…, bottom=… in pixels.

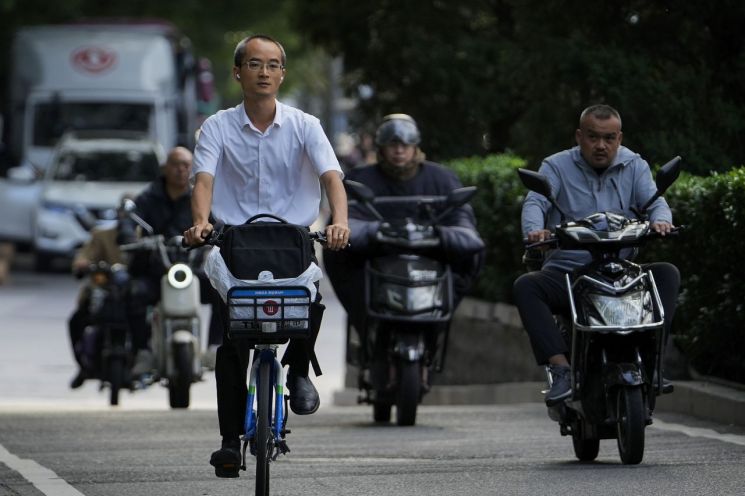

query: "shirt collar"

left=238, top=100, right=285, bottom=132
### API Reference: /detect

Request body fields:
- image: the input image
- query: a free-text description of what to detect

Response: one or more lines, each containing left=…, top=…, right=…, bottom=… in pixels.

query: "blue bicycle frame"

left=243, top=344, right=286, bottom=446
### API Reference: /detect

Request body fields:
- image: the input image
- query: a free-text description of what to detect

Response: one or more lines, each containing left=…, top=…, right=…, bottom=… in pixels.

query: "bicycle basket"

left=227, top=285, right=312, bottom=342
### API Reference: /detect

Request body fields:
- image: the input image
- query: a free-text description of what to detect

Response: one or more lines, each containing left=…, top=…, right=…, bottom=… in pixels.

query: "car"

left=32, top=131, right=164, bottom=270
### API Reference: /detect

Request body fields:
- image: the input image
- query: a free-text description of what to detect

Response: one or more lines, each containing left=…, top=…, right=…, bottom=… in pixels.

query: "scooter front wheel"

left=616, top=386, right=645, bottom=464
left=572, top=433, right=600, bottom=461
left=168, top=342, right=193, bottom=409
left=396, top=361, right=421, bottom=426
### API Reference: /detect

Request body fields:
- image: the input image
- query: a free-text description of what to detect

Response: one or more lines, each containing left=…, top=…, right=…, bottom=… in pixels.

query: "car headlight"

left=586, top=290, right=654, bottom=327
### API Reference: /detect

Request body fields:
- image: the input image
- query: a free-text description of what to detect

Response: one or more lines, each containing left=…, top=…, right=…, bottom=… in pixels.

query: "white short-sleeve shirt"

left=192, top=101, right=342, bottom=226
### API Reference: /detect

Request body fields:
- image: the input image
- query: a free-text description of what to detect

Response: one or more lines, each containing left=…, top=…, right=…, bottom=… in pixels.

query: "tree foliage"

left=292, top=0, right=745, bottom=174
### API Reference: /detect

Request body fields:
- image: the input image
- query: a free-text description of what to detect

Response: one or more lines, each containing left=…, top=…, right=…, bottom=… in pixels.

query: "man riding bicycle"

left=183, top=34, right=349, bottom=478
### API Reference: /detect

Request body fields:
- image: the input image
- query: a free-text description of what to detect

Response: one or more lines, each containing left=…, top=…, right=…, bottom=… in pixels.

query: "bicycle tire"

left=255, top=359, right=272, bottom=495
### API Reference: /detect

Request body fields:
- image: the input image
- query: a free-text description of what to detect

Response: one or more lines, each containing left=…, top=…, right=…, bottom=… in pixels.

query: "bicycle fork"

left=241, top=346, right=290, bottom=468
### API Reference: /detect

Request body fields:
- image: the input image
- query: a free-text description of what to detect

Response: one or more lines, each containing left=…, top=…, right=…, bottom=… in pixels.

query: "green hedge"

left=449, top=154, right=745, bottom=384
left=448, top=154, right=528, bottom=303
left=643, top=168, right=745, bottom=383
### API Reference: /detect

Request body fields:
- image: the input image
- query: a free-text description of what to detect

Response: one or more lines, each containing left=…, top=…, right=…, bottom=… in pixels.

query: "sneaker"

left=209, top=438, right=241, bottom=478
left=545, top=364, right=572, bottom=406
left=131, top=349, right=154, bottom=378
left=653, top=371, right=675, bottom=394
left=286, top=371, right=320, bottom=415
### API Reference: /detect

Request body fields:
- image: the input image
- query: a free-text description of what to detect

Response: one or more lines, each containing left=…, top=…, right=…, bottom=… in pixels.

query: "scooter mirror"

left=638, top=156, right=683, bottom=215
left=344, top=180, right=376, bottom=203
left=121, top=198, right=137, bottom=213
left=655, top=156, right=682, bottom=195
left=517, top=168, right=568, bottom=221
left=517, top=168, right=553, bottom=198
left=446, top=186, right=477, bottom=207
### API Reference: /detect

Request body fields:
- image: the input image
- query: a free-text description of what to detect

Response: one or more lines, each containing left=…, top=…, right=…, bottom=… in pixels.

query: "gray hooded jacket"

left=522, top=145, right=672, bottom=272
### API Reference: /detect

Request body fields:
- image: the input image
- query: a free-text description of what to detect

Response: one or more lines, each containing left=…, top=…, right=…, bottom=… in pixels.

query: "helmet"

left=374, top=114, right=421, bottom=146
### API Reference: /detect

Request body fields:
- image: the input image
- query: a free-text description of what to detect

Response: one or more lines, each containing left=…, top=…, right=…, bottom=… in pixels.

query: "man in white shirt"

left=184, top=34, right=349, bottom=478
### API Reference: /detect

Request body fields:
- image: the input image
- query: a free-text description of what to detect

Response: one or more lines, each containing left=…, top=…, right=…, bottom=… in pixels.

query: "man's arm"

left=184, top=172, right=214, bottom=245
left=320, top=170, right=350, bottom=251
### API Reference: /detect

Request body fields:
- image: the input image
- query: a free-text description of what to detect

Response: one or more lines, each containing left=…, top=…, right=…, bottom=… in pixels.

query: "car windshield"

left=33, top=103, right=152, bottom=147
left=52, top=150, right=159, bottom=182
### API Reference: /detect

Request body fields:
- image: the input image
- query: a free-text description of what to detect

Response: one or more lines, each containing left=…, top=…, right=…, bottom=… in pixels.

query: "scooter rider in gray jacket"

left=513, top=104, right=680, bottom=405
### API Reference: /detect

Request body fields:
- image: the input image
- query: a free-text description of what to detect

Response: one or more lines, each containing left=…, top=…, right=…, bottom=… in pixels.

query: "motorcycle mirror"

left=517, top=168, right=567, bottom=221
left=518, top=168, right=552, bottom=198
left=344, top=180, right=376, bottom=203
left=122, top=203, right=154, bottom=236
left=121, top=198, right=137, bottom=213
left=654, top=156, right=682, bottom=195
left=639, top=156, right=682, bottom=214
left=446, top=186, right=477, bottom=207
left=344, top=179, right=384, bottom=221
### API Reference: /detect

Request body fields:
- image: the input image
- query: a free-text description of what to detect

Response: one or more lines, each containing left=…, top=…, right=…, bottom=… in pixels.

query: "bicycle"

left=200, top=224, right=326, bottom=495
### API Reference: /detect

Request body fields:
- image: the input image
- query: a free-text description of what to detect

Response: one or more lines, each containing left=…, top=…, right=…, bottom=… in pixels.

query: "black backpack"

left=219, top=214, right=313, bottom=280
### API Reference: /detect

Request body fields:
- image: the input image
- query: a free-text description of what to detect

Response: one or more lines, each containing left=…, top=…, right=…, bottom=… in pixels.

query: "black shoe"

left=286, top=371, right=320, bottom=415
left=653, top=373, right=675, bottom=395
left=546, top=364, right=572, bottom=406
left=209, top=438, right=241, bottom=478
left=70, top=370, right=87, bottom=389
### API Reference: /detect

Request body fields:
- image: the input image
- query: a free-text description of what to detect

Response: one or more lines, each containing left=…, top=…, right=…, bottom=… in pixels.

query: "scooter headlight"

left=167, top=263, right=193, bottom=289
left=379, top=283, right=442, bottom=312
left=586, top=290, right=654, bottom=327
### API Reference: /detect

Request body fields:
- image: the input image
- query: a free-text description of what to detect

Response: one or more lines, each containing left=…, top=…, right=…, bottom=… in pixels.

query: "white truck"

left=0, top=21, right=213, bottom=250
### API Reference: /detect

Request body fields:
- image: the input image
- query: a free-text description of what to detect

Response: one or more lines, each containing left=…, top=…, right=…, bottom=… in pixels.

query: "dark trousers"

left=213, top=282, right=324, bottom=440
left=513, top=262, right=680, bottom=365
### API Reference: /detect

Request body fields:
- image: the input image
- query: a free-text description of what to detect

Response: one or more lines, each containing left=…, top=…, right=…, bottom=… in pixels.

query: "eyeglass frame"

left=241, top=60, right=285, bottom=73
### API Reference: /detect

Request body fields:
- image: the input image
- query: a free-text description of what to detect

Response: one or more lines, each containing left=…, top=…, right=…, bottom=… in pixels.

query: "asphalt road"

left=2, top=255, right=745, bottom=496
left=2, top=405, right=745, bottom=496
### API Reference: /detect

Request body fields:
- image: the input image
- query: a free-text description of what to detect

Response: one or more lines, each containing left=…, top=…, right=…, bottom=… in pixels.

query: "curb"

left=333, top=380, right=745, bottom=428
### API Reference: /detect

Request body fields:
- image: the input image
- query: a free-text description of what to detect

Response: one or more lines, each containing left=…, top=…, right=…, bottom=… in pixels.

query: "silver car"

left=33, top=131, right=164, bottom=269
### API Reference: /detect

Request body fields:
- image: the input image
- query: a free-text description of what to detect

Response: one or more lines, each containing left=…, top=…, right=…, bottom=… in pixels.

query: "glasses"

left=242, top=60, right=284, bottom=73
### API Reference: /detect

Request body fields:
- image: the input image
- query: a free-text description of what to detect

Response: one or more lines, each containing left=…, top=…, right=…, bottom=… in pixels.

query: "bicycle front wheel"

left=255, top=359, right=273, bottom=496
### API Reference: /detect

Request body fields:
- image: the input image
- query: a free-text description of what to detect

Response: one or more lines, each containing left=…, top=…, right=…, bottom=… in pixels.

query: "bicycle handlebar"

left=182, top=228, right=335, bottom=249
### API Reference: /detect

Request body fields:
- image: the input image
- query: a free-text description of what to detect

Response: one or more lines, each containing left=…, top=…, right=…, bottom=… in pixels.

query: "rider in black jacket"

left=124, top=147, right=222, bottom=376
left=324, top=114, right=485, bottom=332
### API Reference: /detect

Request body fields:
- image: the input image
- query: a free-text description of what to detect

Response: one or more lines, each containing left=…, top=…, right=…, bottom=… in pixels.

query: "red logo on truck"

left=262, top=300, right=279, bottom=316
left=71, top=47, right=116, bottom=74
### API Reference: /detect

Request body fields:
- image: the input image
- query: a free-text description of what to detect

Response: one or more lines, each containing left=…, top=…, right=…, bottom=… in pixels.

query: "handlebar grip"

left=525, top=238, right=557, bottom=249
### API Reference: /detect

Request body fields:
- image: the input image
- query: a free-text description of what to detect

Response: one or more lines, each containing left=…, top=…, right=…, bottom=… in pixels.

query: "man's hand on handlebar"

left=184, top=222, right=214, bottom=246
left=324, top=222, right=350, bottom=251
left=651, top=221, right=673, bottom=236
left=527, top=229, right=552, bottom=243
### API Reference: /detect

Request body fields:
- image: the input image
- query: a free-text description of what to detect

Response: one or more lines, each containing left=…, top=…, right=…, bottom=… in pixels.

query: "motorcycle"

left=76, top=261, right=135, bottom=406
left=344, top=180, right=477, bottom=426
left=517, top=156, right=682, bottom=464
left=119, top=201, right=204, bottom=408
